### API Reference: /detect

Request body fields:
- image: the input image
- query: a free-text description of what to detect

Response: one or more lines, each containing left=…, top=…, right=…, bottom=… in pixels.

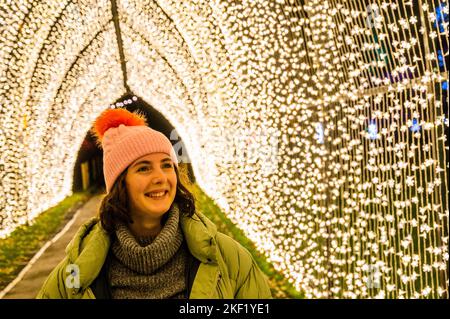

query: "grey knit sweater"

left=109, top=204, right=188, bottom=299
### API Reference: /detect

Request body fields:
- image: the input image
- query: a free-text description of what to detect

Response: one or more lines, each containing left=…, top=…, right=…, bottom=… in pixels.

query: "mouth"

left=145, top=190, right=169, bottom=200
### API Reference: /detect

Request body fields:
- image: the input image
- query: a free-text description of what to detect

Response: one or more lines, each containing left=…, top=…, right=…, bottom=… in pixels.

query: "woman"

left=37, top=108, right=272, bottom=299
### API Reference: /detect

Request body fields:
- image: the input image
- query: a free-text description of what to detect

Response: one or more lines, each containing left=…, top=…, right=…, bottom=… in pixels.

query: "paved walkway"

left=1, top=194, right=103, bottom=299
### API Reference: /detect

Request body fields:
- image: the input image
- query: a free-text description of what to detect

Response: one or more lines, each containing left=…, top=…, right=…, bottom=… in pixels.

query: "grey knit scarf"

left=109, top=203, right=188, bottom=299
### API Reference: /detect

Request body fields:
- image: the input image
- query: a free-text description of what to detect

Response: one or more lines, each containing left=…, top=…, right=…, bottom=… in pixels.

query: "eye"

left=163, top=163, right=173, bottom=168
left=137, top=166, right=149, bottom=172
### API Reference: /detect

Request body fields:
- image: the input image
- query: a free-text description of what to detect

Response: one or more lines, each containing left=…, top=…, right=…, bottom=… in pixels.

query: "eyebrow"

left=132, top=158, right=172, bottom=168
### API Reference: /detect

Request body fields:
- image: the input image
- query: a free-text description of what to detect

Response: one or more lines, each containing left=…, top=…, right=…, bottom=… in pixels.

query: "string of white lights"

left=0, top=0, right=448, bottom=298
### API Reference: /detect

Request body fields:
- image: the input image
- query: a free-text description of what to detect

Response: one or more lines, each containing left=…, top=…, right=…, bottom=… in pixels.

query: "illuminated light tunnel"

left=0, top=0, right=448, bottom=298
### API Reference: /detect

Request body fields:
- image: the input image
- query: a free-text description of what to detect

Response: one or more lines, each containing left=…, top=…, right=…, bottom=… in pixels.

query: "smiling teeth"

left=148, top=191, right=166, bottom=198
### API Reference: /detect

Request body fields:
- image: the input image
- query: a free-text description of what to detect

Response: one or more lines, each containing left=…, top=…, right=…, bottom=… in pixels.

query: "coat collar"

left=180, top=209, right=218, bottom=264
left=65, top=218, right=110, bottom=290
left=65, top=207, right=218, bottom=290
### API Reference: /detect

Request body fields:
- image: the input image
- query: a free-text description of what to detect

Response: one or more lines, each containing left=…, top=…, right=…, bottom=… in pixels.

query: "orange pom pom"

left=91, top=108, right=147, bottom=144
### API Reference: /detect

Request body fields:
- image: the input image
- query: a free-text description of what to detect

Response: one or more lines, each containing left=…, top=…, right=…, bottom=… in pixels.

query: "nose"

left=150, top=167, right=167, bottom=184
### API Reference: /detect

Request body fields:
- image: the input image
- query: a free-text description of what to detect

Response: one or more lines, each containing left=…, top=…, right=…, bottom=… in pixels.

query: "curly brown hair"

left=98, top=165, right=195, bottom=235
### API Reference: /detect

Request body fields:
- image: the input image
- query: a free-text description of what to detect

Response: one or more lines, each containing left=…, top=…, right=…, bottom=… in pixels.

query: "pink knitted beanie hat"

left=92, top=108, right=178, bottom=193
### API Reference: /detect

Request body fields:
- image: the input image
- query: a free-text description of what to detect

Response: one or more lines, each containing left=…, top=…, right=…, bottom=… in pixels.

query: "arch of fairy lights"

left=0, top=0, right=448, bottom=298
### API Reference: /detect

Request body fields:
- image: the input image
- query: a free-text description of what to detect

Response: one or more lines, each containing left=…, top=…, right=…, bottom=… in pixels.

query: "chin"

left=148, top=202, right=172, bottom=215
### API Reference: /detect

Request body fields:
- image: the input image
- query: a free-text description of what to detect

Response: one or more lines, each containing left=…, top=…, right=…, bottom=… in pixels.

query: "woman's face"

left=125, top=152, right=177, bottom=220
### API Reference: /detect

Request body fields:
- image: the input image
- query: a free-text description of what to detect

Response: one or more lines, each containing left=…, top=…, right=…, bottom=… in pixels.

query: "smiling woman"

left=36, top=108, right=271, bottom=299
left=125, top=154, right=179, bottom=238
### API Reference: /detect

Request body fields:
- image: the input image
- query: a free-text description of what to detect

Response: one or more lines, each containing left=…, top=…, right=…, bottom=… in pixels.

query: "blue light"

left=315, top=123, right=324, bottom=144
left=437, top=50, right=444, bottom=68
left=410, top=118, right=421, bottom=132
left=368, top=120, right=378, bottom=140
left=435, top=3, right=449, bottom=32
left=443, top=81, right=448, bottom=90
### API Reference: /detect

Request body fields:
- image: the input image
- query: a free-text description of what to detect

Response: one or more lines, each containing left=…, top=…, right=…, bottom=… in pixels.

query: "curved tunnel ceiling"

left=0, top=0, right=448, bottom=298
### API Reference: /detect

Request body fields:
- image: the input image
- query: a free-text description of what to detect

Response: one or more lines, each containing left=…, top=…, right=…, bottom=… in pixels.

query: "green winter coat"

left=36, top=210, right=272, bottom=299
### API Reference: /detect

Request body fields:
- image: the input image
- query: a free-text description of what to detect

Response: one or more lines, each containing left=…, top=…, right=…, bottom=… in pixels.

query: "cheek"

left=126, top=177, right=145, bottom=196
left=169, top=175, right=177, bottom=193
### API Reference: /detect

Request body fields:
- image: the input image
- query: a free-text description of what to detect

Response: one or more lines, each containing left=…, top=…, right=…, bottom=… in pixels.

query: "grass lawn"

left=0, top=190, right=93, bottom=292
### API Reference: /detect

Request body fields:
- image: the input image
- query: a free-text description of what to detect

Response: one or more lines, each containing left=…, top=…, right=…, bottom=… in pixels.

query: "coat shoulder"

left=214, top=232, right=272, bottom=298
left=214, top=232, right=254, bottom=280
left=37, top=217, right=109, bottom=299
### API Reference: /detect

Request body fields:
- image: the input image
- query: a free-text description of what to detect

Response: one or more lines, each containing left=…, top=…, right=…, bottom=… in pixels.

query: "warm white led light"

left=0, top=0, right=448, bottom=298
